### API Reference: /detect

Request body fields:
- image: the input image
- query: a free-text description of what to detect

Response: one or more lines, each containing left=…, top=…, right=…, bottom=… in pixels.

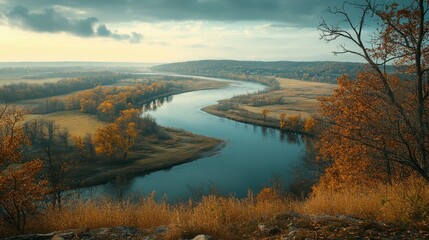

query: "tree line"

left=0, top=102, right=161, bottom=231
left=0, top=72, right=133, bottom=102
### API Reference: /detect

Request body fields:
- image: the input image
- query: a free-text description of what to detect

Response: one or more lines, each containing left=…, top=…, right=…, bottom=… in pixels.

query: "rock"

left=288, top=230, right=297, bottom=236
left=258, top=224, right=267, bottom=232
left=144, top=235, right=155, bottom=240
left=192, top=234, right=212, bottom=240
left=51, top=232, right=75, bottom=240
left=155, top=226, right=168, bottom=233
left=258, top=224, right=281, bottom=235
left=267, top=226, right=281, bottom=235
left=5, top=231, right=76, bottom=240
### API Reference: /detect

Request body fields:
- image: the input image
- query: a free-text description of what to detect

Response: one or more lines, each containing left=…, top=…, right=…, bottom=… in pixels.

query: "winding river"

left=82, top=75, right=310, bottom=202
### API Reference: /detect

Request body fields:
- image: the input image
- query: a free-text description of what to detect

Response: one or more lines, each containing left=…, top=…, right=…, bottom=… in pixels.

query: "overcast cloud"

left=1, top=0, right=345, bottom=27
left=0, top=0, right=384, bottom=62
left=6, top=5, right=143, bottom=43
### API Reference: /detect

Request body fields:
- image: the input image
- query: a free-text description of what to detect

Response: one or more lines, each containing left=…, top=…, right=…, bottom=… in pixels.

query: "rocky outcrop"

left=5, top=212, right=429, bottom=239
left=5, top=226, right=143, bottom=240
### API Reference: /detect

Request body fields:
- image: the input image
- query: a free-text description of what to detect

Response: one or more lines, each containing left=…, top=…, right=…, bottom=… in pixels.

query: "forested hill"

left=152, top=60, right=369, bottom=83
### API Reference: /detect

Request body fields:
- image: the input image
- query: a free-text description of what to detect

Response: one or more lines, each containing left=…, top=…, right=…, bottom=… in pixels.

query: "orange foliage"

left=0, top=105, right=48, bottom=232
left=303, top=117, right=315, bottom=133
left=316, top=72, right=417, bottom=191
left=316, top=0, right=429, bottom=191
left=256, top=187, right=281, bottom=202
left=0, top=160, right=48, bottom=232
left=93, top=108, right=140, bottom=161
left=0, top=106, right=29, bottom=166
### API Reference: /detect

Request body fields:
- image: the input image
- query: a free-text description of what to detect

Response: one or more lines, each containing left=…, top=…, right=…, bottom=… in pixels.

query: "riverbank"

left=203, top=78, right=336, bottom=132
left=20, top=76, right=229, bottom=189
left=19, top=77, right=229, bottom=114
left=72, top=127, right=224, bottom=188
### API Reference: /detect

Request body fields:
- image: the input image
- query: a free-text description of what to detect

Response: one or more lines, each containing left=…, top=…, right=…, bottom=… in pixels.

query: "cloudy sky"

left=0, top=0, right=365, bottom=63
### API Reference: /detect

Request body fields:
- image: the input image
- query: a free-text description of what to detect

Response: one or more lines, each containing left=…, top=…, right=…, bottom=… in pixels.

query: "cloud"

left=7, top=5, right=142, bottom=43
left=96, top=24, right=143, bottom=43
left=2, top=0, right=346, bottom=27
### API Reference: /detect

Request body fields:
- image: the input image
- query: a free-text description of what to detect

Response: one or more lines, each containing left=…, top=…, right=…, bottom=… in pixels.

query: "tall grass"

left=0, top=191, right=298, bottom=238
left=1, top=178, right=428, bottom=238
left=302, top=177, right=429, bottom=224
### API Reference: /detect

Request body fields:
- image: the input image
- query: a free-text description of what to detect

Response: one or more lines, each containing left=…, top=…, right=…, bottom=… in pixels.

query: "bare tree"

left=318, top=0, right=429, bottom=182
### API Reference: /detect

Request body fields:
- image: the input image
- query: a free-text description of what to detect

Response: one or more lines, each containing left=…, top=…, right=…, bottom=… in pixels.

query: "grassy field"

left=245, top=78, right=336, bottom=119
left=26, top=110, right=107, bottom=136
left=203, top=78, right=336, bottom=129
left=0, top=77, right=63, bottom=86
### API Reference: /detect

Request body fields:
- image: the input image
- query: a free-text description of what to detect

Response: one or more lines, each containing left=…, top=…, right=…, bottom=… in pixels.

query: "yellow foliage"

left=303, top=117, right=315, bottom=133
left=97, top=101, right=114, bottom=115
left=93, top=108, right=140, bottom=161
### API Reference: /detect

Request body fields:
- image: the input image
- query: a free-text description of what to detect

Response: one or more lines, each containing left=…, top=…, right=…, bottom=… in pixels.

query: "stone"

left=192, top=234, right=212, bottom=240
left=267, top=226, right=281, bottom=235
left=155, top=226, right=168, bottom=233
left=258, top=224, right=267, bottom=232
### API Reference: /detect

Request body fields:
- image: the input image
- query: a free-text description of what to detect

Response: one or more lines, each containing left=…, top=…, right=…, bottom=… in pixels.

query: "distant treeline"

left=153, top=60, right=387, bottom=83
left=21, top=71, right=130, bottom=79
left=0, top=72, right=132, bottom=102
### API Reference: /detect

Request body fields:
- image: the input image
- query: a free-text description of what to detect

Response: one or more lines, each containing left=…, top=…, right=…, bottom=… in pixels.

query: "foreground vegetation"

left=1, top=178, right=428, bottom=238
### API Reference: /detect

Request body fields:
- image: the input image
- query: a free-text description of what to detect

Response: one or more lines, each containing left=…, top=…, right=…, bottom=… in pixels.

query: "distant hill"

left=152, top=60, right=371, bottom=83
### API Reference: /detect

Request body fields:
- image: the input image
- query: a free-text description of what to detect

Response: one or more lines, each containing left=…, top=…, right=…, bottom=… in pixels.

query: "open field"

left=203, top=78, right=336, bottom=130
left=0, top=77, right=63, bottom=86
left=26, top=110, right=107, bottom=136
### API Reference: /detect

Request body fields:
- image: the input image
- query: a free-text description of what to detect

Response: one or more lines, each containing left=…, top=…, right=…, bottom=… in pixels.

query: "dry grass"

left=244, top=78, right=336, bottom=120
left=28, top=194, right=172, bottom=234
left=1, top=179, right=428, bottom=238
left=2, top=192, right=297, bottom=239
left=204, top=78, right=336, bottom=129
left=25, top=110, right=107, bottom=136
left=302, top=177, right=429, bottom=223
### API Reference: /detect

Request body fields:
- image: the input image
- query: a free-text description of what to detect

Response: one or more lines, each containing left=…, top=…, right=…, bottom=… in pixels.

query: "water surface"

left=83, top=76, right=309, bottom=201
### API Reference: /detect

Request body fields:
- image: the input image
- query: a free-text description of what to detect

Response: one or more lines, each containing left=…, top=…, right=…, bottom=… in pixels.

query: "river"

left=81, top=75, right=311, bottom=202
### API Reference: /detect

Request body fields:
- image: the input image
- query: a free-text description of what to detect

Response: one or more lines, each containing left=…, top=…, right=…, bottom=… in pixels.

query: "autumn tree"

left=261, top=109, right=270, bottom=121
left=303, top=117, right=315, bottom=134
left=317, top=0, right=429, bottom=188
left=23, top=119, right=73, bottom=208
left=94, top=109, right=140, bottom=161
left=73, top=134, right=95, bottom=165
left=0, top=105, right=48, bottom=232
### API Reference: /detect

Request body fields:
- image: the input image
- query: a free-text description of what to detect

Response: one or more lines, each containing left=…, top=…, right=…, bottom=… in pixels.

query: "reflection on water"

left=142, top=96, right=173, bottom=113
left=79, top=76, right=313, bottom=202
